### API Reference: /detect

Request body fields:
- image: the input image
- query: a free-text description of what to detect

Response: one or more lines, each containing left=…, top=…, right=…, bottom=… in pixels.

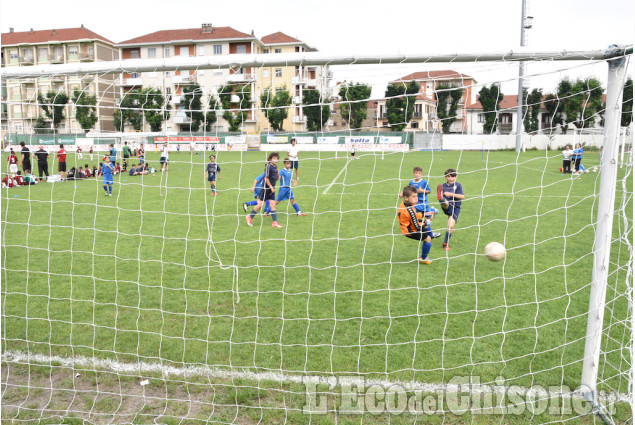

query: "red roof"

left=467, top=95, right=519, bottom=110
left=118, top=26, right=254, bottom=45
left=1, top=27, right=114, bottom=45
left=396, top=70, right=474, bottom=82
left=261, top=32, right=301, bottom=44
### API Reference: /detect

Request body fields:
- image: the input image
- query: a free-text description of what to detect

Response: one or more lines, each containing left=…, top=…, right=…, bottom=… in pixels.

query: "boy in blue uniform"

left=436, top=168, right=464, bottom=250
left=274, top=158, right=306, bottom=216
left=205, top=155, right=221, bottom=195
left=407, top=166, right=441, bottom=238
left=246, top=152, right=281, bottom=228
left=573, top=143, right=584, bottom=174
left=101, top=158, right=115, bottom=196
left=243, top=172, right=271, bottom=214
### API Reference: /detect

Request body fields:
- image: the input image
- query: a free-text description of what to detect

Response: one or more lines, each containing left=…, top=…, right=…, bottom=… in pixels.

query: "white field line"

left=1, top=350, right=628, bottom=402
left=322, top=160, right=351, bottom=195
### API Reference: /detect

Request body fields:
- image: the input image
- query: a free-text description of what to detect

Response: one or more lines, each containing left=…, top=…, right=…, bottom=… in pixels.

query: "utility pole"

left=515, top=0, right=533, bottom=152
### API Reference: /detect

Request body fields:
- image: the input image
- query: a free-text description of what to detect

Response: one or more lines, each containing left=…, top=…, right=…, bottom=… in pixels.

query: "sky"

left=1, top=0, right=633, bottom=98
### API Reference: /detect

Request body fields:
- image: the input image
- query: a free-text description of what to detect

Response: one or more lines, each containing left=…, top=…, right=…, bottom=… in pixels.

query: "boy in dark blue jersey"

left=205, top=155, right=221, bottom=195
left=246, top=152, right=282, bottom=228
left=436, top=168, right=464, bottom=250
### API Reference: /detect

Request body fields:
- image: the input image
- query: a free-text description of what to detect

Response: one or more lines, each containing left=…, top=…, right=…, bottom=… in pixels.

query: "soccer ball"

left=484, top=242, right=506, bottom=262
left=585, top=169, right=589, bottom=173
left=593, top=168, right=598, bottom=173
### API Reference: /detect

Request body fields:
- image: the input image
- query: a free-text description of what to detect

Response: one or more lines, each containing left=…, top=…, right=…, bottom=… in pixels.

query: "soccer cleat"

left=243, top=202, right=248, bottom=212
left=436, top=184, right=444, bottom=201
left=104, top=192, right=109, bottom=196
left=245, top=215, right=253, bottom=227
left=419, top=257, right=432, bottom=265
left=432, top=232, right=442, bottom=238
left=297, top=212, right=306, bottom=216
left=272, top=221, right=282, bottom=228
left=442, top=243, right=450, bottom=251
left=560, top=167, right=563, bottom=173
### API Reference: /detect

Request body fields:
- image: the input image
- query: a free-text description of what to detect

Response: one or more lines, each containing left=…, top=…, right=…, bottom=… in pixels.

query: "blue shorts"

left=208, top=174, right=216, bottom=182
left=139, top=156, right=145, bottom=164
left=443, top=206, right=460, bottom=221
left=103, top=177, right=113, bottom=185
left=276, top=187, right=294, bottom=202
left=290, top=160, right=298, bottom=169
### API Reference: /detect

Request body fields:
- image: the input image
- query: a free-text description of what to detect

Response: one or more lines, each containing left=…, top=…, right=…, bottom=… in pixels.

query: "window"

left=275, top=68, right=282, bottom=77
left=179, top=46, right=189, bottom=57
left=10, top=50, right=18, bottom=61
left=148, top=48, right=156, bottom=58
left=414, top=104, right=422, bottom=118
left=52, top=46, right=63, bottom=60
left=166, top=87, right=171, bottom=95
left=263, top=69, right=269, bottom=78
left=164, top=47, right=171, bottom=57
left=263, top=49, right=269, bottom=54
left=236, top=45, right=247, bottom=54
left=38, top=48, right=47, bottom=60
left=131, top=72, right=140, bottom=78
left=69, top=45, right=78, bottom=56
left=130, top=50, right=139, bottom=59
left=23, top=48, right=33, bottom=59
left=213, top=45, right=222, bottom=55
left=275, top=49, right=282, bottom=54
left=197, top=45, right=204, bottom=56
left=478, top=113, right=485, bottom=123
left=411, top=122, right=419, bottom=129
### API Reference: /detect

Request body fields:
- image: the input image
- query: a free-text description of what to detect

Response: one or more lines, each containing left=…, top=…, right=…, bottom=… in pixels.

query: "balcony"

left=171, top=95, right=182, bottom=104
left=172, top=75, right=196, bottom=85
left=173, top=115, right=192, bottom=124
left=292, top=96, right=301, bottom=104
left=117, top=77, right=143, bottom=86
left=292, top=116, right=306, bottom=123
left=19, top=56, right=35, bottom=66
left=50, top=75, right=65, bottom=82
left=50, top=56, right=64, bottom=64
left=227, top=73, right=255, bottom=83
left=499, top=123, right=513, bottom=134
left=292, top=76, right=306, bottom=86
left=305, top=79, right=317, bottom=87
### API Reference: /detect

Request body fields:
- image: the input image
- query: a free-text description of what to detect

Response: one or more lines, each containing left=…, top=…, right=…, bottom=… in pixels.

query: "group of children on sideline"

left=398, top=167, right=464, bottom=264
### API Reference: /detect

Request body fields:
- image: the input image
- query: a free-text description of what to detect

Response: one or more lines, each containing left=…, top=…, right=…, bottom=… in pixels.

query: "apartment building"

left=1, top=26, right=119, bottom=133
left=117, top=24, right=332, bottom=133
left=376, top=70, right=478, bottom=133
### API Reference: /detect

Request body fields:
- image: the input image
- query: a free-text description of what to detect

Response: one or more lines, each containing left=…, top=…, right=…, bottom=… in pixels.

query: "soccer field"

left=2, top=149, right=632, bottom=422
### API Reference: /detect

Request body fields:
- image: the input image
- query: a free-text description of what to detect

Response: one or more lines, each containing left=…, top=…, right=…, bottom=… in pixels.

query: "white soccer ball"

left=484, top=242, right=506, bottom=262
left=585, top=169, right=589, bottom=173
left=593, top=168, right=597, bottom=172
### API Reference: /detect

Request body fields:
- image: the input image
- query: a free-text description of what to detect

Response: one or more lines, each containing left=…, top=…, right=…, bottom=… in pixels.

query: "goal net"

left=1, top=48, right=633, bottom=423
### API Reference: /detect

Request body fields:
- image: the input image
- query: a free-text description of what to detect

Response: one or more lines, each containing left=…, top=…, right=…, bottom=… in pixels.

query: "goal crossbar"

left=1, top=46, right=632, bottom=78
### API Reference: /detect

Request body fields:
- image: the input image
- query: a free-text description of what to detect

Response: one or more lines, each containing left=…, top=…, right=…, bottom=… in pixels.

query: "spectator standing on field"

left=287, top=138, right=300, bottom=180
left=57, top=144, right=67, bottom=180
left=20, top=142, right=31, bottom=174
left=160, top=142, right=169, bottom=171
left=34, top=146, right=50, bottom=182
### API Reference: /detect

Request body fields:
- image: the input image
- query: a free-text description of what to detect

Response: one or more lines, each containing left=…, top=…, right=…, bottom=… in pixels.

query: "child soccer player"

left=274, top=158, right=306, bottom=216
left=205, top=155, right=221, bottom=195
left=405, top=166, right=441, bottom=238
left=437, top=168, right=465, bottom=251
left=101, top=158, right=114, bottom=196
left=398, top=185, right=435, bottom=264
left=243, top=172, right=271, bottom=215
left=8, top=149, right=18, bottom=175
left=246, top=152, right=281, bottom=228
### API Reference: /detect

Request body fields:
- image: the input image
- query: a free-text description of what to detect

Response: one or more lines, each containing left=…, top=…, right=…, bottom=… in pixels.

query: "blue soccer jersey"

left=254, top=172, right=266, bottom=198
left=279, top=168, right=292, bottom=188
left=206, top=162, right=221, bottom=181
left=102, top=163, right=113, bottom=183
left=442, top=181, right=464, bottom=210
left=409, top=178, right=431, bottom=206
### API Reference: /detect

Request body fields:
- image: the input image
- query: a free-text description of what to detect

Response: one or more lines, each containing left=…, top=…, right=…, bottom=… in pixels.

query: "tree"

left=385, top=81, right=420, bottom=131
left=72, top=89, right=98, bottom=133
left=180, top=84, right=205, bottom=132
left=338, top=83, right=372, bottom=130
left=622, top=77, right=633, bottom=127
left=37, top=91, right=69, bottom=129
left=477, top=84, right=503, bottom=134
left=260, top=86, right=292, bottom=131
left=522, top=88, right=543, bottom=134
left=303, top=89, right=331, bottom=132
left=542, top=93, right=564, bottom=133
left=140, top=87, right=171, bottom=132
left=203, top=93, right=218, bottom=132
left=114, top=89, right=143, bottom=131
left=219, top=84, right=251, bottom=132
left=436, top=84, right=464, bottom=133
left=33, top=117, right=51, bottom=134
left=545, top=78, right=604, bottom=133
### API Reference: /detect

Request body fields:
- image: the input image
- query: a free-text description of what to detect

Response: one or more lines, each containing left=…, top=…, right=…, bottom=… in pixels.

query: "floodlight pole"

left=515, top=0, right=529, bottom=153
left=580, top=47, right=627, bottom=408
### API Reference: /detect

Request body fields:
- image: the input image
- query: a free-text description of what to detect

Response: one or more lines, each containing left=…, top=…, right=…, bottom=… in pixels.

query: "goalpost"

left=1, top=46, right=633, bottom=423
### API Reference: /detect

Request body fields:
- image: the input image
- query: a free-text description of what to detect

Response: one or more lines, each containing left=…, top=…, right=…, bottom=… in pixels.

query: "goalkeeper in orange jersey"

left=398, top=185, right=435, bottom=264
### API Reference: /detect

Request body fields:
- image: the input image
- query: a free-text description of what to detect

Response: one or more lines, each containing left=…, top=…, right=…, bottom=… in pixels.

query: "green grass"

left=1, top=149, right=632, bottom=422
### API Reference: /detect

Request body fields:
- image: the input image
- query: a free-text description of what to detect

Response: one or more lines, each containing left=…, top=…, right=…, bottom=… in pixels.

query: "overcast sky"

left=1, top=0, right=633, bottom=97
